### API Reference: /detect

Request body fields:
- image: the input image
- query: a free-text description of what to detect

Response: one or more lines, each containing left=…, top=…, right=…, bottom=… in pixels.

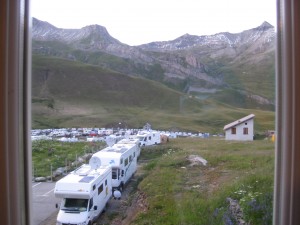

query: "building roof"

left=223, top=114, right=255, bottom=130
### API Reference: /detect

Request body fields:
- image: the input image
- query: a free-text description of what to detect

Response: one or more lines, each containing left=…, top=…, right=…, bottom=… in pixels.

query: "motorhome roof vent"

left=79, top=176, right=94, bottom=183
left=75, top=165, right=92, bottom=176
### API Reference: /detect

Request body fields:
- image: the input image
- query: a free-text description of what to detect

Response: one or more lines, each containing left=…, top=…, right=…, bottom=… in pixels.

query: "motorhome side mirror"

left=93, top=205, right=98, bottom=210
left=55, top=203, right=58, bottom=209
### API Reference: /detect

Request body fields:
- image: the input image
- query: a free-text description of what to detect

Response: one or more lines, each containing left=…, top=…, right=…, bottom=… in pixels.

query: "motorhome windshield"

left=138, top=136, right=146, bottom=141
left=62, top=198, right=88, bottom=212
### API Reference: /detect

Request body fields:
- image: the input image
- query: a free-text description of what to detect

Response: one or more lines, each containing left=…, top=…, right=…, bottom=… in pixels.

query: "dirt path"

left=97, top=163, right=148, bottom=225
left=98, top=182, right=148, bottom=225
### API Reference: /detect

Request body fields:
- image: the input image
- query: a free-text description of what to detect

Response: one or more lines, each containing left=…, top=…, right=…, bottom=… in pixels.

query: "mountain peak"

left=32, top=17, right=121, bottom=46
left=32, top=17, right=57, bottom=30
left=256, top=21, right=274, bottom=31
left=82, top=24, right=109, bottom=34
left=182, top=33, right=191, bottom=37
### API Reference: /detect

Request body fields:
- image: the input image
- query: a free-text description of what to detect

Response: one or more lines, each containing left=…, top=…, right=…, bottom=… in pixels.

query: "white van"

left=90, top=140, right=138, bottom=191
left=136, top=130, right=161, bottom=146
left=54, top=163, right=112, bottom=225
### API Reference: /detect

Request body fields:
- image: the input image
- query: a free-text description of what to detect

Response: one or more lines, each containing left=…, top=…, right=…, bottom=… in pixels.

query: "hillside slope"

left=32, top=55, right=274, bottom=133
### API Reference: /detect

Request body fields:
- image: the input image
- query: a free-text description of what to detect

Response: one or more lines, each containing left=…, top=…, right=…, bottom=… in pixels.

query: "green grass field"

left=133, top=137, right=274, bottom=225
left=32, top=140, right=106, bottom=177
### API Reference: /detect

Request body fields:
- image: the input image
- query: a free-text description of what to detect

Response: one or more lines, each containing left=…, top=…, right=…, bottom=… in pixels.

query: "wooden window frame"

left=1, top=0, right=300, bottom=224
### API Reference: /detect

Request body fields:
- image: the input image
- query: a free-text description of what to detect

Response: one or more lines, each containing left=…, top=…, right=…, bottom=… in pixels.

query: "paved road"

left=32, top=182, right=59, bottom=225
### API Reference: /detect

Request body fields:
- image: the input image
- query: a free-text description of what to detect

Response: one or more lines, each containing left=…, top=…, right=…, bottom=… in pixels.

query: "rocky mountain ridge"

left=140, top=22, right=275, bottom=51
left=33, top=18, right=121, bottom=45
left=32, top=18, right=275, bottom=109
left=32, top=18, right=153, bottom=63
left=33, top=18, right=274, bottom=51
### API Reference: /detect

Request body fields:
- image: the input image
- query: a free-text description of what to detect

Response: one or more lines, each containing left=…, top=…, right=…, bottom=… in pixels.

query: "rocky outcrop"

left=226, top=198, right=250, bottom=225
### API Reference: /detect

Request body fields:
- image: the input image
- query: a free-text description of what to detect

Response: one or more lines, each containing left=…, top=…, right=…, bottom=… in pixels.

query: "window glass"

left=64, top=198, right=88, bottom=210
left=89, top=198, right=93, bottom=211
left=112, top=169, right=117, bottom=179
left=98, top=184, right=103, bottom=195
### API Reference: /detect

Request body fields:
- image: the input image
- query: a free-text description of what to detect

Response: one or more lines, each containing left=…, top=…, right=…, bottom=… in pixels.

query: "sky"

left=31, top=0, right=277, bottom=46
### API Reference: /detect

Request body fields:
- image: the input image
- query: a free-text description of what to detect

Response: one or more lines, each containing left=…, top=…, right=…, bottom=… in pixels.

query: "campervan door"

left=151, top=131, right=161, bottom=145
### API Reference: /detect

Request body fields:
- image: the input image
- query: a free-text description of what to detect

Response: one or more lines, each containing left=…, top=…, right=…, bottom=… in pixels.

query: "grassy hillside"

left=181, top=45, right=276, bottom=104
left=133, top=137, right=274, bottom=225
left=33, top=40, right=166, bottom=82
left=32, top=55, right=275, bottom=133
left=222, top=52, right=276, bottom=100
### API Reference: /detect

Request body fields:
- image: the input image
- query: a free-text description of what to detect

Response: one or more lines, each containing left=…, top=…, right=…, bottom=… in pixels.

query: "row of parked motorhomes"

left=54, top=137, right=142, bottom=225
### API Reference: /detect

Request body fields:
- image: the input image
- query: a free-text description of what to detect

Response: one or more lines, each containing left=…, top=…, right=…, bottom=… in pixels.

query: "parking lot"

left=32, top=182, right=59, bottom=225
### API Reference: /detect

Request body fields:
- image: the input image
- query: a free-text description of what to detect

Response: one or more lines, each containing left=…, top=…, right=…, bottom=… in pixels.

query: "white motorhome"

left=54, top=163, right=112, bottom=225
left=90, top=141, right=138, bottom=191
left=136, top=130, right=161, bottom=146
